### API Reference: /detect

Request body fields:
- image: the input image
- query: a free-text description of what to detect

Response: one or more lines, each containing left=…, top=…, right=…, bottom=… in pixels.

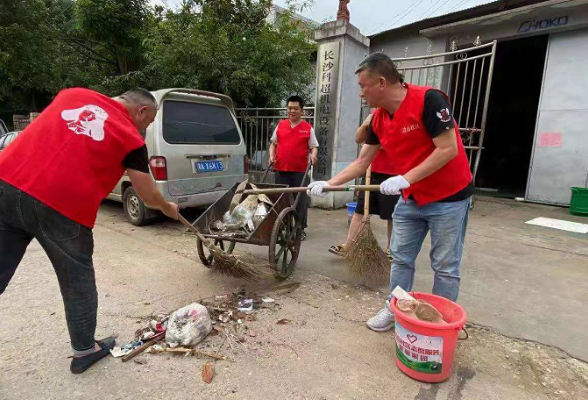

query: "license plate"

left=195, top=160, right=224, bottom=173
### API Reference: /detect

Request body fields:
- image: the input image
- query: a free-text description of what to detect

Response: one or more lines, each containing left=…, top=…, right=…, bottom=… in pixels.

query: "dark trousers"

left=0, top=180, right=97, bottom=352
left=275, top=171, right=309, bottom=229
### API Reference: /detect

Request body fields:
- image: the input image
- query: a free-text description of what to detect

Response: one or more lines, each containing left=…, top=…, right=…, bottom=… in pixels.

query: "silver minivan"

left=107, top=88, right=248, bottom=225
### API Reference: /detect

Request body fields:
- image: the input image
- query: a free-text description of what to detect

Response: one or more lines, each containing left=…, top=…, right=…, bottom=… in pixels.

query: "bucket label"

left=395, top=323, right=443, bottom=374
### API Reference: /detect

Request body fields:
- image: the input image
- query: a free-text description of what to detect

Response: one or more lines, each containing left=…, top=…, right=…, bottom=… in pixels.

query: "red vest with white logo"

left=371, top=84, right=472, bottom=206
left=0, top=87, right=145, bottom=228
left=274, top=119, right=312, bottom=172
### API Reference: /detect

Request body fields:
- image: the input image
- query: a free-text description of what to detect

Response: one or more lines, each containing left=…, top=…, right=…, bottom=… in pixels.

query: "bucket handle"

left=458, top=326, right=469, bottom=341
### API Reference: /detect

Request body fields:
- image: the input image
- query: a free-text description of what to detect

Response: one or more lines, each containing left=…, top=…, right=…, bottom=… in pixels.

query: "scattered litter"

left=276, top=319, right=292, bottom=325
left=219, top=312, right=232, bottom=323
left=261, top=297, right=275, bottom=304
left=147, top=346, right=226, bottom=360
left=110, top=338, right=144, bottom=358
left=166, top=303, right=212, bottom=347
left=202, top=362, right=215, bottom=384
left=237, top=299, right=253, bottom=312
left=133, top=359, right=146, bottom=365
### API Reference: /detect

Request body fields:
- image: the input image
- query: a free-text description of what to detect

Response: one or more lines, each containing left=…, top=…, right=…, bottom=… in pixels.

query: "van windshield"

left=162, top=101, right=241, bottom=144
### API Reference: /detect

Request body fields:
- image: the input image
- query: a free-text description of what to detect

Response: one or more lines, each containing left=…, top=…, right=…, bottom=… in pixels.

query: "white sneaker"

left=366, top=300, right=395, bottom=332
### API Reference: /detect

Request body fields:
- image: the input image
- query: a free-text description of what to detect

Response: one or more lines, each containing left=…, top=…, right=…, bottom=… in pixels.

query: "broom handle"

left=178, top=215, right=230, bottom=256
left=364, top=165, right=371, bottom=219
left=178, top=214, right=210, bottom=244
left=240, top=184, right=381, bottom=195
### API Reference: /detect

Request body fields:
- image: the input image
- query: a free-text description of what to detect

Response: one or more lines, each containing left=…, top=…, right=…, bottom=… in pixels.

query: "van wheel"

left=123, top=187, right=149, bottom=226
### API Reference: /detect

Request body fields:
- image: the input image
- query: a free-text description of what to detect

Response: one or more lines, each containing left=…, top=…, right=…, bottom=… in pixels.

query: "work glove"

left=307, top=180, right=329, bottom=197
left=380, top=175, right=410, bottom=195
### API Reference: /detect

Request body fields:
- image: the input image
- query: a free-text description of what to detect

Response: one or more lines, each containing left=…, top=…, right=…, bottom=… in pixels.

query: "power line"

left=446, top=0, right=475, bottom=14
left=369, top=0, right=427, bottom=35
left=375, top=0, right=428, bottom=34
left=417, top=0, right=458, bottom=21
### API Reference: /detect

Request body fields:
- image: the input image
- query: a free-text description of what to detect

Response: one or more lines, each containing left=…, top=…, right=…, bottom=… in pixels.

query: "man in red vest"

left=0, top=87, right=179, bottom=373
left=308, top=53, right=473, bottom=332
left=269, top=95, right=318, bottom=240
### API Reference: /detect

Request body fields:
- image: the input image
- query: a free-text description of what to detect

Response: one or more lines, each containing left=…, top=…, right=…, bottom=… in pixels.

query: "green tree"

left=75, top=0, right=151, bottom=75
left=0, top=0, right=318, bottom=118
left=120, top=0, right=317, bottom=106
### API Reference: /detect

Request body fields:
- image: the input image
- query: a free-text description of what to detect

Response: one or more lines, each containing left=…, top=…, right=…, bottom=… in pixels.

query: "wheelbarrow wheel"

left=197, top=238, right=236, bottom=267
left=269, top=207, right=302, bottom=280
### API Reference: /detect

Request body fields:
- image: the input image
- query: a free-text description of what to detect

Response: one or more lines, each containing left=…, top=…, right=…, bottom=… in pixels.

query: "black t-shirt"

left=365, top=89, right=474, bottom=202
left=123, top=144, right=149, bottom=173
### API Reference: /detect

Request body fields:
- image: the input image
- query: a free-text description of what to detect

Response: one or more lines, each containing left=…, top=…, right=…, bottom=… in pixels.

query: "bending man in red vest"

left=308, top=53, right=473, bottom=332
left=0, top=87, right=179, bottom=373
left=269, top=95, right=319, bottom=241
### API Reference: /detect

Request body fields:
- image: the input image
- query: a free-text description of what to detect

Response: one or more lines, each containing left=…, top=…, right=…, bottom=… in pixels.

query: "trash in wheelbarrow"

left=212, top=188, right=270, bottom=234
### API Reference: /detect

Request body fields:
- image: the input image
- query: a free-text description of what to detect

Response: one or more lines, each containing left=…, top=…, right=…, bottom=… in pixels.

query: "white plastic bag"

left=253, top=203, right=268, bottom=227
left=165, top=303, right=212, bottom=347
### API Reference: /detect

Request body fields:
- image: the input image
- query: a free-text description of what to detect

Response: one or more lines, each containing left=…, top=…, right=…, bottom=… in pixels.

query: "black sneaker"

left=300, top=230, right=307, bottom=241
left=70, top=337, right=116, bottom=374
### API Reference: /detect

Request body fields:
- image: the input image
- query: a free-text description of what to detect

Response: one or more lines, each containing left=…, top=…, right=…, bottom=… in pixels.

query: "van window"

left=162, top=101, right=241, bottom=145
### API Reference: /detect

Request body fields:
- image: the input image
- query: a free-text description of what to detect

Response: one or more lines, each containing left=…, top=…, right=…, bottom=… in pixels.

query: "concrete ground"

left=0, top=196, right=587, bottom=399
left=296, top=196, right=588, bottom=362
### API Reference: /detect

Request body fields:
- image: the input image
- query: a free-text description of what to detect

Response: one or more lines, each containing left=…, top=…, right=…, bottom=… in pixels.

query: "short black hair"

left=286, top=95, right=304, bottom=109
left=120, top=87, right=158, bottom=108
left=355, top=53, right=404, bottom=84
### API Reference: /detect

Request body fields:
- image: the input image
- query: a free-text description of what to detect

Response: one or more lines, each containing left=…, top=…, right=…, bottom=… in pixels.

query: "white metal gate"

left=380, top=39, right=498, bottom=182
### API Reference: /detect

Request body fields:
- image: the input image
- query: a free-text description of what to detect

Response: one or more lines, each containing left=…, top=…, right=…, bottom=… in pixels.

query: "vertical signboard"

left=314, top=42, right=340, bottom=180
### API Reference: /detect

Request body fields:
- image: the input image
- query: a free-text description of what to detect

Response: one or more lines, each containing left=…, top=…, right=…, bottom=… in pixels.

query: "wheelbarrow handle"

left=260, top=161, right=274, bottom=184
left=239, top=184, right=382, bottom=195
left=293, top=163, right=313, bottom=210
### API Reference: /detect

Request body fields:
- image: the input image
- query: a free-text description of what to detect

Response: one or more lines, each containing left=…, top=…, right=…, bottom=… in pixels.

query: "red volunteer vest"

left=0, top=87, right=145, bottom=228
left=371, top=84, right=472, bottom=206
left=274, top=119, right=312, bottom=172
left=371, top=149, right=395, bottom=175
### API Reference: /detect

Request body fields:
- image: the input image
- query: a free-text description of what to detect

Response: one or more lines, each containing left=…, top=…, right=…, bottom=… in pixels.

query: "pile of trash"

left=210, top=182, right=273, bottom=236
left=110, top=286, right=286, bottom=383
left=110, top=303, right=213, bottom=359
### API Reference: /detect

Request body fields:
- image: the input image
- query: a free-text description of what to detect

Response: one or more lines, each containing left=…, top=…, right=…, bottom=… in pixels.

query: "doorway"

left=475, top=35, right=549, bottom=198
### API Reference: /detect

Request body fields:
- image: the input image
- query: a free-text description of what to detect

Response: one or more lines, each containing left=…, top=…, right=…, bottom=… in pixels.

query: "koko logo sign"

left=518, top=16, right=568, bottom=33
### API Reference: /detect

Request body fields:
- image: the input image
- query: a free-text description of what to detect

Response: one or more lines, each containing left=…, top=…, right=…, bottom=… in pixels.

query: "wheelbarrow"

left=191, top=164, right=311, bottom=279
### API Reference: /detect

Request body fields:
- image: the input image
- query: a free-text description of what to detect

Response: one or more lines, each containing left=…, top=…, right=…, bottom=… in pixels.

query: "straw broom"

left=178, top=215, right=273, bottom=281
left=344, top=166, right=389, bottom=284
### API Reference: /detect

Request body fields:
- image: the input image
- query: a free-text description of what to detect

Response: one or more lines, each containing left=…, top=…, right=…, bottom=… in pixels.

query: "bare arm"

left=403, top=128, right=459, bottom=185
left=327, top=143, right=380, bottom=186
left=269, top=142, right=277, bottom=164
left=355, top=114, right=373, bottom=144
left=309, top=147, right=318, bottom=165
left=127, top=169, right=179, bottom=219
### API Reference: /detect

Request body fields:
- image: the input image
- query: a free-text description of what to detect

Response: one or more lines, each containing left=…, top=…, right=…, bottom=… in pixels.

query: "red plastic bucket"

left=390, top=292, right=467, bottom=383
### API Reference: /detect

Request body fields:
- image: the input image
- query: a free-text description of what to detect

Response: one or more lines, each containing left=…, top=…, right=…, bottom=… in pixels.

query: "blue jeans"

left=0, top=180, right=97, bottom=353
left=389, top=196, right=470, bottom=302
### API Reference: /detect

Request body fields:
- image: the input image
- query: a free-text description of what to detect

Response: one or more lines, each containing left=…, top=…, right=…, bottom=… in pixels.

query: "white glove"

left=307, top=181, right=329, bottom=197
left=380, top=175, right=410, bottom=195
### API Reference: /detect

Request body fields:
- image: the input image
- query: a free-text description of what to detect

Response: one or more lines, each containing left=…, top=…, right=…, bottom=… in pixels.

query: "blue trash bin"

left=346, top=202, right=358, bottom=228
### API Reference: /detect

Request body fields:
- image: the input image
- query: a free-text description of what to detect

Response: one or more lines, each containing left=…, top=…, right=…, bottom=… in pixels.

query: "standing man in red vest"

left=269, top=95, right=319, bottom=240
left=308, top=53, right=473, bottom=332
left=0, top=87, right=179, bottom=373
